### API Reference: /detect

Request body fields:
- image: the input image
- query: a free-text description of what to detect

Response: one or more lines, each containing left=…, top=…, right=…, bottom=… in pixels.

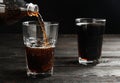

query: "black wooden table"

left=0, top=34, right=120, bottom=83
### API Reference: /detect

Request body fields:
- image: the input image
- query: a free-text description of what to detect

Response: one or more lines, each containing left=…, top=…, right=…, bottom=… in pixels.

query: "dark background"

left=1, top=0, right=120, bottom=34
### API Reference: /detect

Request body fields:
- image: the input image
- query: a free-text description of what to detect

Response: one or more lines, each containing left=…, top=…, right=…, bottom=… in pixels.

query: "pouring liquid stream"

left=27, top=11, right=49, bottom=47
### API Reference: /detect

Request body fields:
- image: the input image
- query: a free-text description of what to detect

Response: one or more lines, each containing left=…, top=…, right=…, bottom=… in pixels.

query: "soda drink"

left=76, top=18, right=106, bottom=65
left=25, top=46, right=54, bottom=74
left=23, top=21, right=58, bottom=77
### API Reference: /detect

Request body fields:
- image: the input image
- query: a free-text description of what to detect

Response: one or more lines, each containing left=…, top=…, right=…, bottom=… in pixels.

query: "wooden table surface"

left=0, top=34, right=120, bottom=83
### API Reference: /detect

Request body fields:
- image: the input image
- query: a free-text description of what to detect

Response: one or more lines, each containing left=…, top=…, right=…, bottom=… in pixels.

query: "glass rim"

left=75, top=18, right=106, bottom=22
left=22, top=21, right=59, bottom=26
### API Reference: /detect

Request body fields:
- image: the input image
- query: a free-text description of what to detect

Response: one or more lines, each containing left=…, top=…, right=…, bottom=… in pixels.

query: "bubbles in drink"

left=25, top=37, right=55, bottom=48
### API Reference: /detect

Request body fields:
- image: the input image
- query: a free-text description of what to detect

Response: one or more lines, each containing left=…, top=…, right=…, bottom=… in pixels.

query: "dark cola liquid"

left=25, top=46, right=54, bottom=73
left=77, top=23, right=105, bottom=61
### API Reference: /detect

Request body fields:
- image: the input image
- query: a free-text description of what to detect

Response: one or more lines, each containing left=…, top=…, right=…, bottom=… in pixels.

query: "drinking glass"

left=22, top=21, right=58, bottom=77
left=75, top=18, right=106, bottom=65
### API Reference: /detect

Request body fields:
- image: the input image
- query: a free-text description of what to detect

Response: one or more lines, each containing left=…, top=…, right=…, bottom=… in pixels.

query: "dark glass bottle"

left=0, top=0, right=39, bottom=24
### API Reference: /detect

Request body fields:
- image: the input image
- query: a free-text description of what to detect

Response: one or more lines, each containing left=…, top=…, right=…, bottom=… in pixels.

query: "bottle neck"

left=20, top=3, right=39, bottom=16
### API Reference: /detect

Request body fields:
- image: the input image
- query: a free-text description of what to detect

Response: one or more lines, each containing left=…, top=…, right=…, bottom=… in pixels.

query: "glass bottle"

left=0, top=0, right=39, bottom=24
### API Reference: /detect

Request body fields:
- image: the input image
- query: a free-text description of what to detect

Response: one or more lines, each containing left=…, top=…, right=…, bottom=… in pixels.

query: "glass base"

left=78, top=57, right=99, bottom=65
left=27, top=68, right=53, bottom=78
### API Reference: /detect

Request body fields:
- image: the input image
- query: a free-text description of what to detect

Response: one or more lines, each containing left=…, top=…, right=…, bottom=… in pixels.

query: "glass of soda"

left=22, top=21, right=58, bottom=77
left=75, top=18, right=106, bottom=65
